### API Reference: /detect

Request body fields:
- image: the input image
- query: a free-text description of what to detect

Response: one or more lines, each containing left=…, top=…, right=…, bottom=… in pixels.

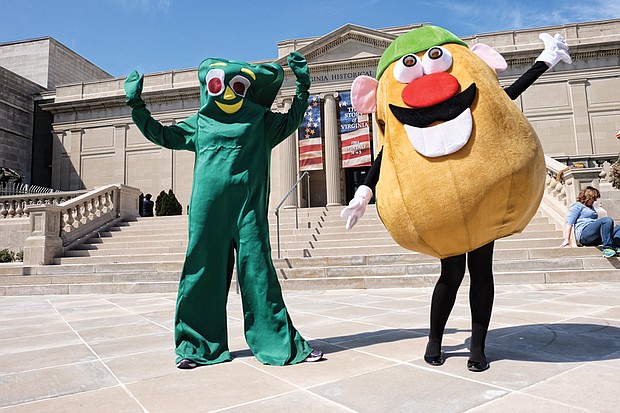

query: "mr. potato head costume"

left=341, top=26, right=571, bottom=371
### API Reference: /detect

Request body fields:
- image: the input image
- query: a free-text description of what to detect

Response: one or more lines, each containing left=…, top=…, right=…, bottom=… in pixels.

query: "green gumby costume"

left=124, top=52, right=313, bottom=366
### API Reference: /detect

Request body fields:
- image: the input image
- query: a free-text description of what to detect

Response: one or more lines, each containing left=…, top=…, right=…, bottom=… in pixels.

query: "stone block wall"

left=0, top=38, right=111, bottom=90
left=0, top=67, right=44, bottom=181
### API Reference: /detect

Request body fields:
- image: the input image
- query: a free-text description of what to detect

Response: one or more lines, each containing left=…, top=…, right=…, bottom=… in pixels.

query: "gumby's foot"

left=304, top=349, right=324, bottom=362
left=176, top=358, right=198, bottom=369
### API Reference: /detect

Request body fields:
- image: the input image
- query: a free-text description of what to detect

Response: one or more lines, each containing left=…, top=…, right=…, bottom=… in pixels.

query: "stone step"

left=0, top=264, right=23, bottom=276
left=3, top=267, right=620, bottom=295
left=279, top=235, right=564, bottom=251
left=54, top=253, right=187, bottom=265
left=277, top=256, right=617, bottom=279
left=4, top=204, right=614, bottom=296
left=53, top=244, right=605, bottom=268
left=277, top=268, right=620, bottom=290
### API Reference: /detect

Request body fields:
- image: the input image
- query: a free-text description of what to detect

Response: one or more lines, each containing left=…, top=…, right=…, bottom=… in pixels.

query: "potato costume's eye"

left=206, top=69, right=225, bottom=96
left=422, top=46, right=453, bottom=74
left=393, top=54, right=423, bottom=84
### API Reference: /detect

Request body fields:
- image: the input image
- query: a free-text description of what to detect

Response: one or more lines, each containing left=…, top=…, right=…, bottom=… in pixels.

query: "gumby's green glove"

left=288, top=52, right=310, bottom=91
left=124, top=70, right=145, bottom=109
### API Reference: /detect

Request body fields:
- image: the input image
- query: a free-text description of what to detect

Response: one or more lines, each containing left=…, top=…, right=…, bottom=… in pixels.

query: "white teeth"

left=403, top=109, right=473, bottom=157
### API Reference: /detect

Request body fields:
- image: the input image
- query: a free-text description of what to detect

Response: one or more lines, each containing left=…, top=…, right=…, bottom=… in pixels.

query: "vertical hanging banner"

left=298, top=95, right=323, bottom=171
left=339, top=91, right=372, bottom=168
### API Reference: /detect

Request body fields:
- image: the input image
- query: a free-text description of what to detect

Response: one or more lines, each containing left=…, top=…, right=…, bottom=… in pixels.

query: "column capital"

left=319, top=92, right=339, bottom=100
left=273, top=96, right=294, bottom=110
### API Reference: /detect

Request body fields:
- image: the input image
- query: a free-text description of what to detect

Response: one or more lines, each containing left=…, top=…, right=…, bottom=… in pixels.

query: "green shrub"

left=155, top=189, right=183, bottom=216
left=167, top=189, right=183, bottom=215
left=0, top=249, right=15, bottom=263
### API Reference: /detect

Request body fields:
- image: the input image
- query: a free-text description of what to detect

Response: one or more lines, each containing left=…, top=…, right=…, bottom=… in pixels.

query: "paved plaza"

left=1, top=282, right=620, bottom=412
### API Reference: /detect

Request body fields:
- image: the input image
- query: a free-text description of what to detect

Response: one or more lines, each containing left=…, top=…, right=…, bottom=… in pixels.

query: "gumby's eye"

left=206, top=69, right=225, bottom=96
left=421, top=46, right=453, bottom=74
left=229, top=75, right=251, bottom=97
left=393, top=54, right=423, bottom=84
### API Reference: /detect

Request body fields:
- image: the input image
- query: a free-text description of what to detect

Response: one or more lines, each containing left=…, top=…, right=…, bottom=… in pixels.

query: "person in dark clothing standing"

left=143, top=193, right=154, bottom=217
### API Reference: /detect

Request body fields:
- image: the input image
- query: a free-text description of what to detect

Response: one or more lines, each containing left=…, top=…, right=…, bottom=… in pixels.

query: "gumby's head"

left=197, top=58, right=284, bottom=119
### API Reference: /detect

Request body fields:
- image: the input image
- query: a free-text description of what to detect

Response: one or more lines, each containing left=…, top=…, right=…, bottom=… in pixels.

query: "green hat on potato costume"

left=376, top=25, right=468, bottom=80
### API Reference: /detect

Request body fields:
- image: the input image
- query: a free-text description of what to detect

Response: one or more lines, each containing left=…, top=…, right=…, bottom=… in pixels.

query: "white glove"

left=340, top=185, right=373, bottom=230
left=536, top=33, right=572, bottom=69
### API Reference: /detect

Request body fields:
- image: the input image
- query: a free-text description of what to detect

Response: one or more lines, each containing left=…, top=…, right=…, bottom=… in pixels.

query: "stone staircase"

left=1, top=205, right=619, bottom=295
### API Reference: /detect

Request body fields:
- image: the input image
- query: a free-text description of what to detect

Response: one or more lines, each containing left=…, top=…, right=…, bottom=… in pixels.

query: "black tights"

left=425, top=241, right=495, bottom=363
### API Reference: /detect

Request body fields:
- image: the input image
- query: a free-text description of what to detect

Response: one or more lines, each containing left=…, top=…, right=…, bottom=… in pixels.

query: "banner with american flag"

left=339, top=91, right=372, bottom=168
left=298, top=95, right=323, bottom=171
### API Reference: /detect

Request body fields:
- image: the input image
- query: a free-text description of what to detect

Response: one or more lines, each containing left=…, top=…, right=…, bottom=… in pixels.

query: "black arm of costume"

left=362, top=148, right=383, bottom=191
left=503, top=61, right=549, bottom=100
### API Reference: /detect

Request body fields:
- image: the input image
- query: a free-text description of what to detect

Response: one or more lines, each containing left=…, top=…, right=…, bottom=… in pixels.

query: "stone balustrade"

left=22, top=184, right=141, bottom=265
left=0, top=190, right=87, bottom=219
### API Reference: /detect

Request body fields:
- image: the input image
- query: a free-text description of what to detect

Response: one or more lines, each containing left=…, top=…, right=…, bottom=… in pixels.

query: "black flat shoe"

left=176, top=358, right=198, bottom=369
left=467, top=359, right=489, bottom=372
left=424, top=354, right=445, bottom=366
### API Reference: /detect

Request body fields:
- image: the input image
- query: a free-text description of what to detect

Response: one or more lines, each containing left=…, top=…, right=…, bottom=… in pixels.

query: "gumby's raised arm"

left=125, top=70, right=197, bottom=152
left=264, top=52, right=310, bottom=148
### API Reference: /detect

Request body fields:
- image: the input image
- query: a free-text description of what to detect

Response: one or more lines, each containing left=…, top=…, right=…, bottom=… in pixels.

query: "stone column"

left=280, top=98, right=298, bottom=208
left=23, top=205, right=63, bottom=265
left=69, top=128, right=83, bottom=190
left=322, top=92, right=342, bottom=206
left=568, top=79, right=593, bottom=154
left=371, top=114, right=381, bottom=157
left=51, top=130, right=65, bottom=190
left=113, top=124, right=128, bottom=185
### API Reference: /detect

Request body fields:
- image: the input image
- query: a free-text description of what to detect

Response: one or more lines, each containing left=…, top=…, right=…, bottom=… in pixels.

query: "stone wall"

left=0, top=38, right=111, bottom=89
left=0, top=219, right=29, bottom=253
left=0, top=67, right=44, bottom=182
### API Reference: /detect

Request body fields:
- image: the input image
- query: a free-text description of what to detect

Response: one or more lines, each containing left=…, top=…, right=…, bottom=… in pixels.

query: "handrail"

left=274, top=171, right=310, bottom=259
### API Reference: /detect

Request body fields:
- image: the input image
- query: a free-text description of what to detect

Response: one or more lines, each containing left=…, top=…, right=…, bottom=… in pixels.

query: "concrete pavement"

left=1, top=282, right=620, bottom=412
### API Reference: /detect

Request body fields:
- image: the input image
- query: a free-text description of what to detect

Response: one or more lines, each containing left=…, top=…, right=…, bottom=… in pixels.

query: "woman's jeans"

left=579, top=217, right=620, bottom=248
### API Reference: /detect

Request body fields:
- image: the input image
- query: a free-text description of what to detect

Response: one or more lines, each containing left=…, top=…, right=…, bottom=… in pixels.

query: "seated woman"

left=560, top=186, right=620, bottom=257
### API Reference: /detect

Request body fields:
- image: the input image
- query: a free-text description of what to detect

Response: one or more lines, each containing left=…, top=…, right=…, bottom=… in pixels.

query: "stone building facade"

left=34, top=20, right=620, bottom=211
left=0, top=66, right=44, bottom=182
left=0, top=37, right=111, bottom=185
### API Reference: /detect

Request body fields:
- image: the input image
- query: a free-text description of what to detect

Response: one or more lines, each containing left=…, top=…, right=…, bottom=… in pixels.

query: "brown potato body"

left=375, top=44, right=545, bottom=259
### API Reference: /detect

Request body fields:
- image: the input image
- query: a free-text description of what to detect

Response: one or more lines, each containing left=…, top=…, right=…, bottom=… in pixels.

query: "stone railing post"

left=562, top=167, right=607, bottom=216
left=116, top=184, right=142, bottom=219
left=22, top=205, right=63, bottom=265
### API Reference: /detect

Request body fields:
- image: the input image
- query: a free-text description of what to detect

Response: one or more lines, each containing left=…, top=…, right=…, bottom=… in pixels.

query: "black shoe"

left=467, top=359, right=489, bottom=372
left=305, top=349, right=324, bottom=362
left=423, top=354, right=445, bottom=366
left=176, top=358, right=198, bottom=369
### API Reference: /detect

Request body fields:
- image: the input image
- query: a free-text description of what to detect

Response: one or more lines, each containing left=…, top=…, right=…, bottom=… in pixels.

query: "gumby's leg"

left=236, top=211, right=313, bottom=365
left=174, top=239, right=235, bottom=366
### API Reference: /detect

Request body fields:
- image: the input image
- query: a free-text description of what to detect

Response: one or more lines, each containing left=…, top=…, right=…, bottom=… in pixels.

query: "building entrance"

left=344, top=167, right=372, bottom=204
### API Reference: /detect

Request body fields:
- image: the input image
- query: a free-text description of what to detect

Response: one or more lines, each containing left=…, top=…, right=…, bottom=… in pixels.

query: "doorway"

left=344, top=167, right=372, bottom=204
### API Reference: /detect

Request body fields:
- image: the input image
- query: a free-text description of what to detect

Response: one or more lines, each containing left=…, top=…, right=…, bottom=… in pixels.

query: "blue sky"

left=1, top=0, right=619, bottom=78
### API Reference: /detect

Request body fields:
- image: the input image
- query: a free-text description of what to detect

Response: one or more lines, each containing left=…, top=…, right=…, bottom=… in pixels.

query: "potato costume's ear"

left=351, top=75, right=379, bottom=114
left=471, top=44, right=508, bottom=72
